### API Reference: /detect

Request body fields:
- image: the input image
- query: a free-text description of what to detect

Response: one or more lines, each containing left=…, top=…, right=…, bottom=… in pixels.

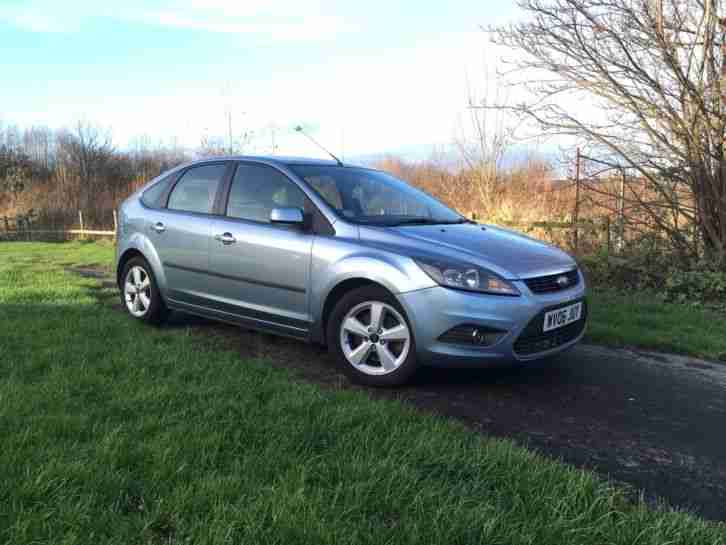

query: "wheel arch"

left=318, top=278, right=391, bottom=345
left=310, top=250, right=435, bottom=345
left=116, top=235, right=167, bottom=294
left=116, top=248, right=145, bottom=288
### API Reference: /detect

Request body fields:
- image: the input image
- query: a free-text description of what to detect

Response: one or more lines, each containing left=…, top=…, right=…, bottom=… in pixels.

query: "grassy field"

left=1, top=241, right=725, bottom=544
left=587, top=290, right=726, bottom=361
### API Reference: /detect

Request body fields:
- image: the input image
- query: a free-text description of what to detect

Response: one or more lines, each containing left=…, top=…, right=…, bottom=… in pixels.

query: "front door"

left=208, top=162, right=314, bottom=337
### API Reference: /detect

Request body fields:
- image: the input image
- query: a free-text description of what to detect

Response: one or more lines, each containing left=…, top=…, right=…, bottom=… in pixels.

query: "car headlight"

left=414, top=257, right=520, bottom=296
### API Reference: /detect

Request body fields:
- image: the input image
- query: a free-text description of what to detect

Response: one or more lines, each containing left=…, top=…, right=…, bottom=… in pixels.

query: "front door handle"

left=215, top=232, right=236, bottom=245
left=152, top=222, right=165, bottom=233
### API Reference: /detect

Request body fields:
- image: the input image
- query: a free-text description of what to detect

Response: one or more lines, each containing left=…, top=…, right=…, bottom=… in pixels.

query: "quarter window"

left=167, top=164, right=226, bottom=214
left=226, top=164, right=306, bottom=223
left=141, top=174, right=173, bottom=208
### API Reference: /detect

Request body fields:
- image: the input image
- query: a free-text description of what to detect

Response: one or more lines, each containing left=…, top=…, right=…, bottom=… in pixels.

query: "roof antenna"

left=294, top=125, right=344, bottom=166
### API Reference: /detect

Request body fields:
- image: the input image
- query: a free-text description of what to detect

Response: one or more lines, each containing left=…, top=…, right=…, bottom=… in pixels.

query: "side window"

left=140, top=174, right=173, bottom=208
left=226, top=164, right=306, bottom=223
left=167, top=164, right=226, bottom=214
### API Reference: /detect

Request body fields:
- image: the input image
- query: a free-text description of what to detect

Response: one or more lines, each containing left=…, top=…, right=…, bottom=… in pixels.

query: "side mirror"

left=270, top=207, right=304, bottom=226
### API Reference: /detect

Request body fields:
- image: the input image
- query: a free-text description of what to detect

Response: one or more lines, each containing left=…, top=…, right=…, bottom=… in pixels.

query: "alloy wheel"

left=339, top=301, right=411, bottom=376
left=124, top=265, right=152, bottom=318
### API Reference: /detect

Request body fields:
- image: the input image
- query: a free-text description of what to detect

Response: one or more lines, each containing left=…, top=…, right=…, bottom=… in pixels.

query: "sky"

left=0, top=0, right=525, bottom=160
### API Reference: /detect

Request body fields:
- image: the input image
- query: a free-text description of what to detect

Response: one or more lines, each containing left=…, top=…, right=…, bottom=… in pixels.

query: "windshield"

left=290, top=165, right=465, bottom=226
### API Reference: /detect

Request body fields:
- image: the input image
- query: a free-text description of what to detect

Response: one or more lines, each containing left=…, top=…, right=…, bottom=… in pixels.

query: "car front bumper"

left=398, top=273, right=588, bottom=367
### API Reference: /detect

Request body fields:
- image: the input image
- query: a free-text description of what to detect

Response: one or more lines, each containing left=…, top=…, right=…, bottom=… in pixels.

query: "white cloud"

left=0, top=2, right=84, bottom=32
left=29, top=31, right=515, bottom=159
left=8, top=12, right=76, bottom=32
left=3, top=5, right=528, bottom=160
left=132, top=10, right=354, bottom=40
left=1, top=0, right=355, bottom=40
left=185, top=0, right=325, bottom=17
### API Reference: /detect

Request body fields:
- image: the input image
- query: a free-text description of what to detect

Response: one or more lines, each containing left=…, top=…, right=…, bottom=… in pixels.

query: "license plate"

left=543, top=302, right=583, bottom=332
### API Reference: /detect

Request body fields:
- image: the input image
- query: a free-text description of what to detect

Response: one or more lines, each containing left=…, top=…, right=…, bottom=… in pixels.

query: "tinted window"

left=140, top=174, right=173, bottom=208
left=167, top=164, right=226, bottom=214
left=290, top=165, right=463, bottom=226
left=226, top=164, right=306, bottom=223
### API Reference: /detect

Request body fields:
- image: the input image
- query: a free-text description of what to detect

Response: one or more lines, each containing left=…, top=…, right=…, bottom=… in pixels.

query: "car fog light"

left=438, top=325, right=506, bottom=347
left=472, top=329, right=504, bottom=346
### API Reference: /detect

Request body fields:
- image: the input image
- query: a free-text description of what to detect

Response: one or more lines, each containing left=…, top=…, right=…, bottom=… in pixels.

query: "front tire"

left=327, top=286, right=418, bottom=387
left=120, top=257, right=168, bottom=325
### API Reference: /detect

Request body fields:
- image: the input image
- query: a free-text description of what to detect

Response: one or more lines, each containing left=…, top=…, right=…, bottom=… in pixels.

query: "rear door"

left=208, top=162, right=314, bottom=337
left=149, top=162, right=231, bottom=305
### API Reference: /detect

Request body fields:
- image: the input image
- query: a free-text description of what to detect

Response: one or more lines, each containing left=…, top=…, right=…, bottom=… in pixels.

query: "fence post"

left=112, top=210, right=118, bottom=233
left=27, top=215, right=32, bottom=241
left=2, top=216, right=8, bottom=233
left=605, top=216, right=611, bottom=255
left=573, top=147, right=581, bottom=254
left=618, top=169, right=626, bottom=251
left=78, top=210, right=85, bottom=240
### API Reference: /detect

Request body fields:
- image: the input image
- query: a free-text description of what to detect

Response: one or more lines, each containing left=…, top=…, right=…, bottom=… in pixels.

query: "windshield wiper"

left=438, top=218, right=477, bottom=225
left=393, top=217, right=476, bottom=226
left=391, top=218, right=443, bottom=226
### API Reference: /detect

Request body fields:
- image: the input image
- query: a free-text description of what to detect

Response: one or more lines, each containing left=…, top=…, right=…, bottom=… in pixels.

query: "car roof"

left=190, top=155, right=343, bottom=167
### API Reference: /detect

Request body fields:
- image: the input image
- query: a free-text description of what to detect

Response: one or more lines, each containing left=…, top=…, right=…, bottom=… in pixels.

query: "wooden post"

left=573, top=147, right=581, bottom=253
left=113, top=210, right=118, bottom=233
left=2, top=216, right=8, bottom=233
left=78, top=210, right=85, bottom=240
left=605, top=216, right=611, bottom=255
left=27, top=215, right=32, bottom=241
left=618, top=169, right=626, bottom=252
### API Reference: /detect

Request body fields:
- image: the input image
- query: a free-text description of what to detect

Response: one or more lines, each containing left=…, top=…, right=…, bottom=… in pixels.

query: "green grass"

left=1, top=241, right=725, bottom=544
left=587, top=289, right=726, bottom=361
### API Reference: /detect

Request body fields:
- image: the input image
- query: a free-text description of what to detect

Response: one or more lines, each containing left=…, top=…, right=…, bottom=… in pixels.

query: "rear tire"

left=327, top=286, right=418, bottom=387
left=120, top=256, right=169, bottom=325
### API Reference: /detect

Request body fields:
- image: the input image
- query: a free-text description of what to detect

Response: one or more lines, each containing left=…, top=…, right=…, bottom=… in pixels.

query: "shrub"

left=581, top=252, right=726, bottom=312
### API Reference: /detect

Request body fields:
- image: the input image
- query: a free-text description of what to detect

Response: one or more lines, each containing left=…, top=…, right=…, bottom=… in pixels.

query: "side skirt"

left=167, top=298, right=311, bottom=342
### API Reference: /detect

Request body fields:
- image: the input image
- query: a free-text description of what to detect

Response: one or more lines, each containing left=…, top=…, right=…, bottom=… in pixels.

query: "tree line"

left=0, top=115, right=673, bottom=259
left=0, top=121, right=189, bottom=228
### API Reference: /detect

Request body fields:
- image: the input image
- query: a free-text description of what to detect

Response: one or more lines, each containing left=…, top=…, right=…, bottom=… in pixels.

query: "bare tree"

left=455, top=57, right=516, bottom=216
left=23, top=126, right=53, bottom=173
left=56, top=121, right=115, bottom=216
left=493, top=0, right=726, bottom=264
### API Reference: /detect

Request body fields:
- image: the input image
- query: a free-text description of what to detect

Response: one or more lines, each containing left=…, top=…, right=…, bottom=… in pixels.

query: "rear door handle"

left=215, top=232, right=236, bottom=245
left=152, top=222, right=165, bottom=233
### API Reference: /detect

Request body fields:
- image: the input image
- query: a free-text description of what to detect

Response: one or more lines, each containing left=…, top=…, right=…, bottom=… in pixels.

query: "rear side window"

left=226, top=164, right=306, bottom=223
left=167, top=164, right=226, bottom=214
left=140, top=174, right=173, bottom=208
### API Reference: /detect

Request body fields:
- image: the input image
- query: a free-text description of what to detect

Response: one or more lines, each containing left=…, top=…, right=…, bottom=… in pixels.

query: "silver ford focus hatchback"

left=116, top=156, right=587, bottom=386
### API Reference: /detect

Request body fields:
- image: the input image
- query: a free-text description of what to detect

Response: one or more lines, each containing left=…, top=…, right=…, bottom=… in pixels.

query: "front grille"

left=524, top=269, right=580, bottom=294
left=513, top=299, right=587, bottom=356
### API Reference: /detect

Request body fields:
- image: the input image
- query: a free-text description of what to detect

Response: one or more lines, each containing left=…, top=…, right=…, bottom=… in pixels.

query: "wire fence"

left=0, top=210, right=117, bottom=242
left=467, top=213, right=618, bottom=255
left=0, top=209, right=626, bottom=257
